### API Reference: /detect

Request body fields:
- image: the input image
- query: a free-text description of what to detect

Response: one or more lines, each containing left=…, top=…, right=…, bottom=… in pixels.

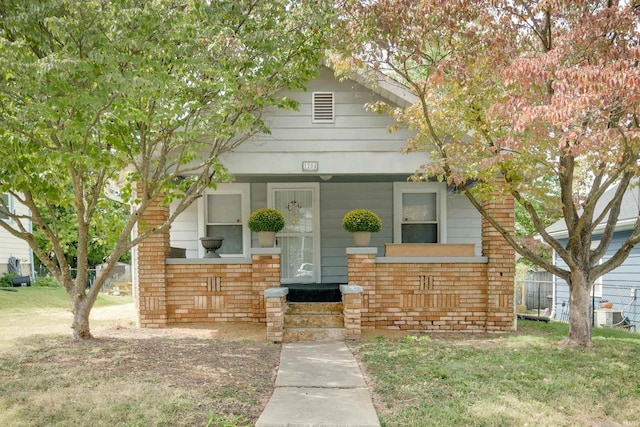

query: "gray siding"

left=320, top=182, right=393, bottom=283
left=554, top=230, right=640, bottom=327
left=220, top=66, right=425, bottom=175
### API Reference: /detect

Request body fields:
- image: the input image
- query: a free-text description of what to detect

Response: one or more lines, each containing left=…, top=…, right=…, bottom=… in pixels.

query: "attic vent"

left=312, top=92, right=335, bottom=123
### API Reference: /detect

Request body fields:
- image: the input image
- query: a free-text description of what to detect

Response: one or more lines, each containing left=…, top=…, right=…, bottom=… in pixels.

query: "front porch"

left=135, top=191, right=516, bottom=341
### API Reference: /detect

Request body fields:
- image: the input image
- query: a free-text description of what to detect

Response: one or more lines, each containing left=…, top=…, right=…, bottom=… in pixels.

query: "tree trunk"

left=564, top=269, right=593, bottom=347
left=71, top=289, right=94, bottom=340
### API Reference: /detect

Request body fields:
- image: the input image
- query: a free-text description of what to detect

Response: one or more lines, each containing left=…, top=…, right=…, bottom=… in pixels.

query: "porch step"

left=284, top=302, right=345, bottom=342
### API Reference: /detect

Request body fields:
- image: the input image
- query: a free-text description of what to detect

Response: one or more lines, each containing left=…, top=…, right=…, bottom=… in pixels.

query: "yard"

left=0, top=287, right=639, bottom=426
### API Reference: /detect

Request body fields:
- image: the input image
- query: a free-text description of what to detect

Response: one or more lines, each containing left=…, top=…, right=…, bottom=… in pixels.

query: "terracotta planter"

left=602, top=301, right=613, bottom=309
left=353, top=231, right=372, bottom=247
left=258, top=231, right=277, bottom=248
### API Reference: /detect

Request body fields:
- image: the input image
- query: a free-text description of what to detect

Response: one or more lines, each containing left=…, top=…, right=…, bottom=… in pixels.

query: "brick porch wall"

left=166, top=262, right=254, bottom=322
left=372, top=262, right=489, bottom=331
left=137, top=198, right=170, bottom=328
left=482, top=190, right=516, bottom=332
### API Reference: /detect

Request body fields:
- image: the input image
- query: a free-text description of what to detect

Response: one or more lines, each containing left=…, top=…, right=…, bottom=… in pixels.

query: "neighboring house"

left=133, top=66, right=516, bottom=340
left=546, top=182, right=640, bottom=330
left=0, top=192, right=33, bottom=277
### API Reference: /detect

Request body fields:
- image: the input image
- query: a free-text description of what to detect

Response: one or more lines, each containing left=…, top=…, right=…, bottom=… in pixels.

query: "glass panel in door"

left=273, top=188, right=317, bottom=283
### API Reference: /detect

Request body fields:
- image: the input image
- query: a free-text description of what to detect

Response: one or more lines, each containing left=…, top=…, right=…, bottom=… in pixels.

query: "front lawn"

left=354, top=321, right=640, bottom=426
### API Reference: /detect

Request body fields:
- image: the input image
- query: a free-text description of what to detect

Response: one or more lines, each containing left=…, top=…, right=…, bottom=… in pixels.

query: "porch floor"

left=285, top=283, right=342, bottom=303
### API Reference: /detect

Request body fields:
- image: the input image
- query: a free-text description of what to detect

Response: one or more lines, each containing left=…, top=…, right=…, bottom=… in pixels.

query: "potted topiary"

left=248, top=208, right=285, bottom=247
left=342, top=209, right=382, bottom=247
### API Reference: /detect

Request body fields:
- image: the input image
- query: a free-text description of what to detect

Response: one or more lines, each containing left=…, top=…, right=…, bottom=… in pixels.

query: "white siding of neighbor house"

left=0, top=194, right=32, bottom=275
left=219, top=66, right=427, bottom=176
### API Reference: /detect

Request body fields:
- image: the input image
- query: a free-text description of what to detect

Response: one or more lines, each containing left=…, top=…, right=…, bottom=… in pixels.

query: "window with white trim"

left=204, top=184, right=250, bottom=256
left=0, top=193, right=12, bottom=221
left=312, top=92, right=334, bottom=123
left=393, top=182, right=447, bottom=243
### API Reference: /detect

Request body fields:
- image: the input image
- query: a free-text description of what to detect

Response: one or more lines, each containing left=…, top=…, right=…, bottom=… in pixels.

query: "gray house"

left=164, top=66, right=484, bottom=284
left=133, top=66, right=516, bottom=338
left=546, top=182, right=640, bottom=330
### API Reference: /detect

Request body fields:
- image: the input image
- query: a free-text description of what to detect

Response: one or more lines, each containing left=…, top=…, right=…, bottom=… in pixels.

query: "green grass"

left=356, top=321, right=640, bottom=427
left=0, top=285, right=132, bottom=311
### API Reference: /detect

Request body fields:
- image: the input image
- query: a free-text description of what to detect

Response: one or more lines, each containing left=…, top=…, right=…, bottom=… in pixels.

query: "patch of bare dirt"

left=1, top=302, right=281, bottom=426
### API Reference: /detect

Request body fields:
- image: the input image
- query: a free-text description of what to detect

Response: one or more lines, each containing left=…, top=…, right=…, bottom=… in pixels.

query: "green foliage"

left=342, top=209, right=382, bottom=233
left=0, top=272, right=17, bottom=287
left=247, top=208, right=285, bottom=233
left=32, top=275, right=60, bottom=287
left=0, top=0, right=332, bottom=337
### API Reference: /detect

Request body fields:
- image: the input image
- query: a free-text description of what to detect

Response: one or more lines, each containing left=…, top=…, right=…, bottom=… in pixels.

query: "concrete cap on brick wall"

left=340, top=284, right=364, bottom=294
left=345, top=247, right=378, bottom=255
left=265, top=287, right=289, bottom=298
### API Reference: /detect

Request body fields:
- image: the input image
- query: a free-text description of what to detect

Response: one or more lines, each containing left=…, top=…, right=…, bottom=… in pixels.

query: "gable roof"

left=546, top=180, right=640, bottom=239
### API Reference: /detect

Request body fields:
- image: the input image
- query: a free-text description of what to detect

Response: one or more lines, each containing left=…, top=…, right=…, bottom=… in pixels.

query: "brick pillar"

left=346, top=247, right=377, bottom=329
left=137, top=195, right=170, bottom=328
left=482, top=183, right=516, bottom=332
left=340, top=284, right=363, bottom=340
left=251, top=248, right=281, bottom=323
left=265, top=287, right=288, bottom=342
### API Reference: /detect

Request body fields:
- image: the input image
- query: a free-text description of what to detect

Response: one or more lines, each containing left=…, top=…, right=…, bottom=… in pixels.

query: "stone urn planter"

left=200, top=236, right=224, bottom=258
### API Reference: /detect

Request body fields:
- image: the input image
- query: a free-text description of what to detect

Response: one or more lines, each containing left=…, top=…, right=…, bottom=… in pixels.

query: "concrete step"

left=284, top=302, right=346, bottom=342
left=285, top=313, right=345, bottom=328
left=286, top=302, right=343, bottom=315
left=283, top=327, right=346, bottom=343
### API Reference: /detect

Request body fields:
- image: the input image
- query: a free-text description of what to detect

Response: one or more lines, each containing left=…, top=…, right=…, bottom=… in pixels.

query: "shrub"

left=33, top=275, right=61, bottom=287
left=0, top=272, right=18, bottom=287
left=342, top=209, right=382, bottom=233
left=247, top=208, right=285, bottom=232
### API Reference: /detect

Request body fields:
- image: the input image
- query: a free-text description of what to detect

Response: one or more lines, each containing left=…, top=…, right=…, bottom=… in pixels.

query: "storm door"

left=268, top=183, right=320, bottom=284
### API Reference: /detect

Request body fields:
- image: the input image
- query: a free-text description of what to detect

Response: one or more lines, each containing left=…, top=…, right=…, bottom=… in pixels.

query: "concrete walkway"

left=256, top=341, right=381, bottom=427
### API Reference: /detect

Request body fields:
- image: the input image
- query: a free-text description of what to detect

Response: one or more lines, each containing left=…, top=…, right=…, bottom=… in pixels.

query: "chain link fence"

left=517, top=275, right=639, bottom=332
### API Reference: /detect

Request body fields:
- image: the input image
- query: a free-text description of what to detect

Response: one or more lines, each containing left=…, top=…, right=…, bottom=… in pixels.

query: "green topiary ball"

left=342, top=209, right=382, bottom=233
left=247, top=208, right=285, bottom=232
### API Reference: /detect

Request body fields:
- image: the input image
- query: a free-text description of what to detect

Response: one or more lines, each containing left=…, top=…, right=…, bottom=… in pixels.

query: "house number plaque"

left=302, top=161, right=319, bottom=172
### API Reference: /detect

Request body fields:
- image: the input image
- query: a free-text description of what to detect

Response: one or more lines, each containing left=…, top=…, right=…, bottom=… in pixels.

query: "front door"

left=268, top=183, right=320, bottom=284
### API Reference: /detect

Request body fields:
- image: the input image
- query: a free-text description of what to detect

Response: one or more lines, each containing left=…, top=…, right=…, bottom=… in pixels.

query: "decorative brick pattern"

left=166, top=263, right=254, bottom=322
left=365, top=262, right=489, bottom=332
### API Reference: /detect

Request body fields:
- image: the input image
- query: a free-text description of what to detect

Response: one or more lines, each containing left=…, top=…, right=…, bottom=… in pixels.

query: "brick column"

left=340, top=284, right=363, bottom=340
left=346, top=247, right=377, bottom=329
left=265, top=287, right=288, bottom=342
left=137, top=196, right=170, bottom=328
left=251, top=248, right=281, bottom=323
left=482, top=183, right=516, bottom=332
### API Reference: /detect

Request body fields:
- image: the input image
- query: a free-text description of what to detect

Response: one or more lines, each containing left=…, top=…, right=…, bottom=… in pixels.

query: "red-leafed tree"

left=334, top=0, right=640, bottom=346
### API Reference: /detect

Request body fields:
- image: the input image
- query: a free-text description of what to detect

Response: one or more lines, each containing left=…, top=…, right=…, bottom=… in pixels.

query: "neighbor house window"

left=312, top=92, right=334, bottom=123
left=393, top=182, right=447, bottom=243
left=0, top=193, right=11, bottom=221
left=204, top=184, right=250, bottom=256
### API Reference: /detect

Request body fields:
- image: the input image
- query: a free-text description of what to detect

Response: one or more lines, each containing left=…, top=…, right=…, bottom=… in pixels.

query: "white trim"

left=0, top=193, right=13, bottom=223
left=200, top=183, right=251, bottom=257
left=268, top=182, right=321, bottom=283
left=393, top=182, right=447, bottom=244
